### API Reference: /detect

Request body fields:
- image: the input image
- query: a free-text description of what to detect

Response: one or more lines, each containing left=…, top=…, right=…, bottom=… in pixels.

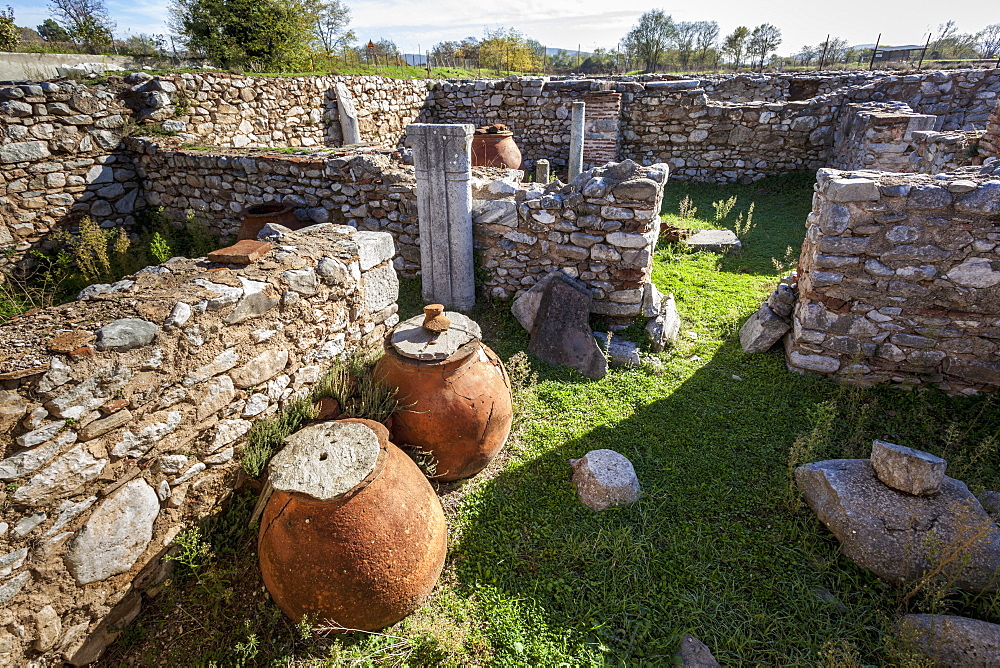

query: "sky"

left=7, top=0, right=996, bottom=56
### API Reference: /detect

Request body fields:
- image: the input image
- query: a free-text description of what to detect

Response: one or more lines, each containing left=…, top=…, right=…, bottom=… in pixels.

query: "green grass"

left=102, top=173, right=1000, bottom=666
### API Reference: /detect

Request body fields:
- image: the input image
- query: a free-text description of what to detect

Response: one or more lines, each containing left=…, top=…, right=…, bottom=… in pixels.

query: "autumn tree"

left=479, top=27, right=540, bottom=73
left=0, top=6, right=17, bottom=51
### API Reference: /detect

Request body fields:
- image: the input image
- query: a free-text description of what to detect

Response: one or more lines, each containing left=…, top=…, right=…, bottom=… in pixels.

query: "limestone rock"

left=354, top=231, right=395, bottom=271
left=870, top=439, right=947, bottom=496
left=796, top=459, right=1000, bottom=592
left=740, top=303, right=791, bottom=353
left=66, top=479, right=159, bottom=584
left=646, top=293, right=681, bottom=352
left=570, top=449, right=641, bottom=511
left=34, top=605, right=61, bottom=652
left=898, top=614, right=1000, bottom=666
left=527, top=272, right=607, bottom=380
left=511, top=270, right=563, bottom=332
left=13, top=445, right=107, bottom=506
left=94, top=319, right=158, bottom=352
left=230, top=349, right=288, bottom=389
left=362, top=261, right=399, bottom=314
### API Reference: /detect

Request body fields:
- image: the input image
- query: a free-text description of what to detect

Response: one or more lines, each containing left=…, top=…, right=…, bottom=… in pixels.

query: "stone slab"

left=269, top=421, right=380, bottom=501
left=389, top=311, right=481, bottom=361
left=527, top=273, right=607, bottom=380
left=685, top=229, right=742, bottom=254
left=871, top=439, right=947, bottom=496
left=740, top=303, right=790, bottom=354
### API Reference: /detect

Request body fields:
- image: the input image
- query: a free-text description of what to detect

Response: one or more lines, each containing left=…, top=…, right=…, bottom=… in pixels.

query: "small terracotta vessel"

left=258, top=419, right=446, bottom=631
left=422, top=304, right=451, bottom=333
left=374, top=310, right=513, bottom=481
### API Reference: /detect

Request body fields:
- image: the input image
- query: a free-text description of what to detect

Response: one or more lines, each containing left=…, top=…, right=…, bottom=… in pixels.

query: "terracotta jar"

left=472, top=130, right=523, bottom=170
left=258, top=419, right=447, bottom=631
left=374, top=309, right=513, bottom=481
left=238, top=203, right=302, bottom=241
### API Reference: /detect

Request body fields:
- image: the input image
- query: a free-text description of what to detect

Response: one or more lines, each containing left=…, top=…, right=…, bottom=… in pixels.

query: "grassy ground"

left=100, top=174, right=999, bottom=666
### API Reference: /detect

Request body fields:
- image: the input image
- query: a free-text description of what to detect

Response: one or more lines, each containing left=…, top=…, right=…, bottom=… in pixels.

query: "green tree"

left=37, top=18, right=69, bottom=41
left=747, top=23, right=781, bottom=71
left=169, top=0, right=314, bottom=71
left=48, top=0, right=115, bottom=52
left=694, top=20, right=720, bottom=66
left=979, top=23, right=1000, bottom=58
left=305, top=0, right=353, bottom=55
left=0, top=6, right=17, bottom=51
left=721, top=26, right=749, bottom=69
left=623, top=10, right=676, bottom=73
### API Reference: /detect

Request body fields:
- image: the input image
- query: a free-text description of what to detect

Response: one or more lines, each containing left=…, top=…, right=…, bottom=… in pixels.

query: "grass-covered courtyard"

left=101, top=173, right=999, bottom=666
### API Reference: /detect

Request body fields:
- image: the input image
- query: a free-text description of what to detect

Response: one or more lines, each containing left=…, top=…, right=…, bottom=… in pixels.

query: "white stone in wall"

left=66, top=479, right=159, bottom=585
left=13, top=445, right=107, bottom=506
left=354, top=231, right=396, bottom=271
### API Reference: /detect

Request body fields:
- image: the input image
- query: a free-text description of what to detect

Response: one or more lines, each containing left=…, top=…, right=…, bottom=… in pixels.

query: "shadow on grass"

left=446, top=333, right=1000, bottom=664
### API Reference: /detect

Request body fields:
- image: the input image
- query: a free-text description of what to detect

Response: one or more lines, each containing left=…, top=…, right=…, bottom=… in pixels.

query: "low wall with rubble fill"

left=785, top=167, right=1000, bottom=394
left=473, top=159, right=668, bottom=315
left=908, top=129, right=982, bottom=174
left=0, top=224, right=399, bottom=666
left=124, top=72, right=432, bottom=150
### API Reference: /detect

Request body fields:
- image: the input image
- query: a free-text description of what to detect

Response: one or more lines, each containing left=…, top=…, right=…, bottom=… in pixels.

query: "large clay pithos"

left=374, top=309, right=513, bottom=481
left=238, top=203, right=302, bottom=240
left=258, top=419, right=446, bottom=631
left=471, top=124, right=523, bottom=170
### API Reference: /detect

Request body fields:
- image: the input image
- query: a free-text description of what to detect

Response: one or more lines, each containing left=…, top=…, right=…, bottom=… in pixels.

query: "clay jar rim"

left=274, top=420, right=390, bottom=509
left=245, top=203, right=295, bottom=218
left=473, top=131, right=514, bottom=139
left=382, top=332, right=481, bottom=372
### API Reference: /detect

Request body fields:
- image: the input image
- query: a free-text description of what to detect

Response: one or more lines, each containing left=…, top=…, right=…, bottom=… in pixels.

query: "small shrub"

left=149, top=232, right=172, bottom=263
left=677, top=195, right=697, bottom=219
left=163, top=527, right=214, bottom=583
left=733, top=201, right=756, bottom=240
left=711, top=195, right=738, bottom=222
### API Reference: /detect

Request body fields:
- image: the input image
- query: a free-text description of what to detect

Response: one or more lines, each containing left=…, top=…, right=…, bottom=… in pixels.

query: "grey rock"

left=95, top=318, right=158, bottom=352
left=0, top=571, right=31, bottom=605
left=871, top=439, right=947, bottom=496
left=826, top=178, right=879, bottom=202
left=611, top=178, right=659, bottom=202
left=685, top=229, right=742, bottom=254
left=354, top=231, right=396, bottom=271
left=570, top=449, right=641, bottom=511
left=510, top=271, right=565, bottom=332
left=13, top=445, right=106, bottom=506
left=0, top=432, right=77, bottom=480
left=389, top=311, right=480, bottom=361
left=740, top=303, right=791, bottom=354
left=163, top=302, right=191, bottom=328
left=66, top=479, right=159, bottom=584
left=674, top=634, right=721, bottom=667
left=0, top=141, right=49, bottom=163
left=472, top=199, right=517, bottom=227
left=230, top=349, right=288, bottom=389
left=646, top=293, right=681, bottom=352
left=898, top=614, right=1000, bottom=666
left=225, top=278, right=277, bottom=324
left=908, top=185, right=953, bottom=209
left=527, top=272, right=607, bottom=380
left=955, top=182, right=1000, bottom=215
left=788, top=351, right=840, bottom=373
left=160, top=119, right=187, bottom=133
left=257, top=222, right=294, bottom=241
left=362, top=261, right=399, bottom=314
left=796, top=459, right=1000, bottom=592
left=33, top=605, right=61, bottom=652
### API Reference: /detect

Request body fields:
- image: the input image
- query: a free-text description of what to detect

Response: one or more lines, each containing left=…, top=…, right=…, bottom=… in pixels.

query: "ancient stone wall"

left=0, top=81, right=138, bottom=266
left=618, top=84, right=837, bottom=182
left=830, top=102, right=936, bottom=172
left=785, top=167, right=1000, bottom=393
left=908, top=130, right=980, bottom=174
left=426, top=78, right=621, bottom=173
left=0, top=224, right=400, bottom=666
left=981, top=99, right=1000, bottom=159
left=127, top=72, right=432, bottom=149
left=474, top=160, right=668, bottom=316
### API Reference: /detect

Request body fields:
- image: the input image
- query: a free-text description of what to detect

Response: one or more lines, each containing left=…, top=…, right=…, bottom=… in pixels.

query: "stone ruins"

left=0, top=66, right=998, bottom=664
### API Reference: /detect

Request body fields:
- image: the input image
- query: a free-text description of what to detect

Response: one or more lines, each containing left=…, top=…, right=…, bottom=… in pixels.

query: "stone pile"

left=0, top=224, right=399, bottom=665
left=782, top=167, right=1000, bottom=393
left=979, top=98, right=1000, bottom=159
left=796, top=440, right=1000, bottom=592
left=908, top=129, right=981, bottom=174
left=831, top=102, right=936, bottom=172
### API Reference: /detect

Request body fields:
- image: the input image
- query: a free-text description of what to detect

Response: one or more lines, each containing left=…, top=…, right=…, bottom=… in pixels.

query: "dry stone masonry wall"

left=0, top=223, right=399, bottom=665
left=785, top=167, right=1000, bottom=393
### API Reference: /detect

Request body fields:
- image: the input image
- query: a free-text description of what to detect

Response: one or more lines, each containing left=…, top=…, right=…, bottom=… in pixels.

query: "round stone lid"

left=268, top=421, right=382, bottom=501
left=389, top=311, right=482, bottom=361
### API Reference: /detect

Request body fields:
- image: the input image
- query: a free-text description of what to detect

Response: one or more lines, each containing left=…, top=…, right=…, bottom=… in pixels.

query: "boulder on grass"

left=739, top=303, right=790, bottom=353
left=898, top=614, right=1000, bottom=666
left=795, top=459, right=1000, bottom=592
left=570, top=449, right=640, bottom=511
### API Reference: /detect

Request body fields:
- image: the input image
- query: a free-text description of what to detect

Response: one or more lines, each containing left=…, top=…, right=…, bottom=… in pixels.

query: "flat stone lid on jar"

left=268, top=421, right=381, bottom=501
left=389, top=311, right=482, bottom=361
